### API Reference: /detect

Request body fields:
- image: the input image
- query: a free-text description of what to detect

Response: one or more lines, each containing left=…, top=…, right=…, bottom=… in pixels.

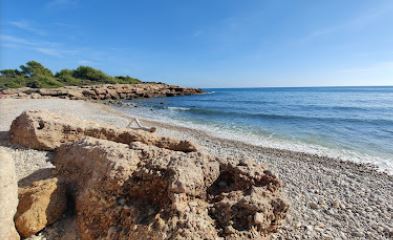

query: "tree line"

left=0, top=61, right=141, bottom=89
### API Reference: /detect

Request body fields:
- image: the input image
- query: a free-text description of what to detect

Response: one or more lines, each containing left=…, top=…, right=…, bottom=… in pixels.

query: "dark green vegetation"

left=0, top=61, right=141, bottom=89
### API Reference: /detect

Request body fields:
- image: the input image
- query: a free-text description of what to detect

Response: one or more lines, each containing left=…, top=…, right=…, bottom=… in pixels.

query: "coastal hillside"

left=0, top=60, right=141, bottom=89
left=0, top=61, right=203, bottom=100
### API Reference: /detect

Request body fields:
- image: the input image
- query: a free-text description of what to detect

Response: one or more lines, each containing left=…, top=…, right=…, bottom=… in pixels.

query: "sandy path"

left=1, top=98, right=392, bottom=240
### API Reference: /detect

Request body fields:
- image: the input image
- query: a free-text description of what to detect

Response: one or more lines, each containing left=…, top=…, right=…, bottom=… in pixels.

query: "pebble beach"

left=0, top=98, right=392, bottom=240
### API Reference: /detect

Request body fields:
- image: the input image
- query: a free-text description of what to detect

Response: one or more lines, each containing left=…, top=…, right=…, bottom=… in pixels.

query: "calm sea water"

left=119, top=86, right=393, bottom=173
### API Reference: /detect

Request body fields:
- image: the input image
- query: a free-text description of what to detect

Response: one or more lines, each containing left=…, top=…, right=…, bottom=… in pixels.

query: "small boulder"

left=15, top=177, right=67, bottom=238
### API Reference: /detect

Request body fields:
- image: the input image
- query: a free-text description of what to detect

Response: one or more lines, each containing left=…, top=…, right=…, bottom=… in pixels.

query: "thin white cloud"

left=0, top=35, right=35, bottom=46
left=46, top=0, right=78, bottom=9
left=0, top=34, right=103, bottom=62
left=1, top=43, right=20, bottom=49
left=77, top=59, right=97, bottom=65
left=301, top=3, right=393, bottom=43
left=339, top=61, right=393, bottom=74
left=0, top=34, right=65, bottom=57
left=53, top=22, right=77, bottom=29
left=0, top=34, right=62, bottom=48
left=326, top=61, right=393, bottom=86
left=301, top=26, right=342, bottom=42
left=9, top=20, right=46, bottom=36
left=193, top=30, right=203, bottom=38
left=35, top=48, right=63, bottom=57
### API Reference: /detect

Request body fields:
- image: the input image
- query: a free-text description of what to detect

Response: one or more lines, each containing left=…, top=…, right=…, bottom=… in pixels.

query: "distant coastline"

left=0, top=83, right=203, bottom=101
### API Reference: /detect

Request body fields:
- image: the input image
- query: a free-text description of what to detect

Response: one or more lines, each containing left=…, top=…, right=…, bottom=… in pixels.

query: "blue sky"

left=1, top=0, right=393, bottom=87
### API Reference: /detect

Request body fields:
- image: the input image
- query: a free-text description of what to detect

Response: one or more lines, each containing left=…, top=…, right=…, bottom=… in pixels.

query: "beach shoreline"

left=112, top=103, right=393, bottom=175
left=1, top=98, right=392, bottom=239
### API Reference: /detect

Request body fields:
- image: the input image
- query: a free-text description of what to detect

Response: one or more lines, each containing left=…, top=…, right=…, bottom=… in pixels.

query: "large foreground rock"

left=15, top=177, right=67, bottom=238
left=0, top=150, right=20, bottom=240
left=53, top=138, right=288, bottom=239
left=10, top=110, right=196, bottom=152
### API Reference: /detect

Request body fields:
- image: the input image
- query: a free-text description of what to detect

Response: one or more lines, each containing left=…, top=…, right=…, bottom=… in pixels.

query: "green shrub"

left=20, top=61, right=54, bottom=78
left=26, top=76, right=64, bottom=88
left=56, top=69, right=82, bottom=86
left=0, top=69, right=23, bottom=78
left=114, top=75, right=141, bottom=84
left=0, top=76, right=28, bottom=88
left=72, top=66, right=115, bottom=83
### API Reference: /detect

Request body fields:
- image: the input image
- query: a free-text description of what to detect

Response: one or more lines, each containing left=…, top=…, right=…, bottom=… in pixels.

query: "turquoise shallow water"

left=119, top=86, right=393, bottom=173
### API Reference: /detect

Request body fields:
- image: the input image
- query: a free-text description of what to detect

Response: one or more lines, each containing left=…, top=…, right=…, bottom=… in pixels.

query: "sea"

left=118, top=86, right=393, bottom=174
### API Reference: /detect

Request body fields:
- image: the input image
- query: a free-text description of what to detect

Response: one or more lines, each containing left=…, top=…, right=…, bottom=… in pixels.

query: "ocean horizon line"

left=200, top=85, right=393, bottom=90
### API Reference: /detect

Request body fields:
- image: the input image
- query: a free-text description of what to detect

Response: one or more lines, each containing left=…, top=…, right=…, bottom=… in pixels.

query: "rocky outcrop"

left=53, top=138, right=288, bottom=239
left=15, top=177, right=67, bottom=238
left=10, top=110, right=197, bottom=152
left=0, top=150, right=20, bottom=240
left=0, top=83, right=203, bottom=101
left=7, top=110, right=288, bottom=239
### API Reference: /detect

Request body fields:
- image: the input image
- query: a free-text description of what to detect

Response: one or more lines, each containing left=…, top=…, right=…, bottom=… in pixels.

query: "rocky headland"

left=0, top=83, right=203, bottom=101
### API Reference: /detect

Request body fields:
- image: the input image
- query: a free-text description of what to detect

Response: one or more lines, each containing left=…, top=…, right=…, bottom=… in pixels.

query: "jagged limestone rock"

left=53, top=138, right=288, bottom=239
left=10, top=110, right=197, bottom=152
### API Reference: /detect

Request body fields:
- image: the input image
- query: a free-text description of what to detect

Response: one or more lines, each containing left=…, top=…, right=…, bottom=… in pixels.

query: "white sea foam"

left=118, top=105, right=393, bottom=175
left=167, top=107, right=191, bottom=111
